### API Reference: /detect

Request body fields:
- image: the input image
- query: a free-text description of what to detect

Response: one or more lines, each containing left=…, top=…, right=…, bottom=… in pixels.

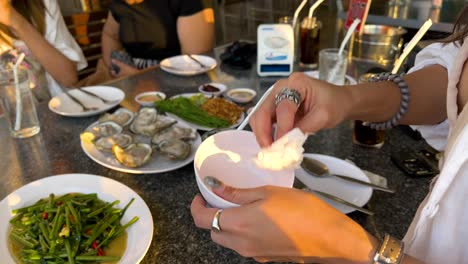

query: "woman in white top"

left=0, top=0, right=87, bottom=100
left=191, top=6, right=468, bottom=264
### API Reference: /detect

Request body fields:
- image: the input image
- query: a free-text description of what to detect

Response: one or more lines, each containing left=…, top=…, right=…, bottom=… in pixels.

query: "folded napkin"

left=254, top=128, right=308, bottom=170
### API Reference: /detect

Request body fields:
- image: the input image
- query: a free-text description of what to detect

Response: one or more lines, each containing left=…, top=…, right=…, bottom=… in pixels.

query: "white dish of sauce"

left=135, top=91, right=166, bottom=107
left=226, top=88, right=257, bottom=104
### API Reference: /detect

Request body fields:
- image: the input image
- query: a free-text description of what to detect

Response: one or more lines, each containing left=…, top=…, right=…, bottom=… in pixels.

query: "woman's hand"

left=249, top=73, right=353, bottom=147
left=191, top=185, right=377, bottom=263
left=110, top=59, right=140, bottom=78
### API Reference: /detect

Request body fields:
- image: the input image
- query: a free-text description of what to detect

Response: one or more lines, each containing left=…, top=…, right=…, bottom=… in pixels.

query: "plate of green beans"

left=0, top=174, right=153, bottom=264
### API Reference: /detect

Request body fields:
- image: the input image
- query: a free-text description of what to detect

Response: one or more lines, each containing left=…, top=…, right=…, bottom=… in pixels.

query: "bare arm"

left=177, top=8, right=215, bottom=54
left=6, top=6, right=78, bottom=87
left=346, top=65, right=448, bottom=125
left=101, top=12, right=122, bottom=68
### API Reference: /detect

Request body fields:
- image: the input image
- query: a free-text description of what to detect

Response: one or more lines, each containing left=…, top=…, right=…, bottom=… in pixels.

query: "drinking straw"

left=292, top=0, right=308, bottom=30
left=392, top=19, right=433, bottom=74
left=338, top=18, right=361, bottom=55
left=13, top=53, right=25, bottom=131
left=326, top=19, right=361, bottom=83
left=308, top=0, right=325, bottom=19
left=237, top=85, right=275, bottom=130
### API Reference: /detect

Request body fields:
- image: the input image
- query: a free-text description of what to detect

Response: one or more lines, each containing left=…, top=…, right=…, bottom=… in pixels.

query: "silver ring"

left=275, top=88, right=302, bottom=108
left=211, top=209, right=223, bottom=233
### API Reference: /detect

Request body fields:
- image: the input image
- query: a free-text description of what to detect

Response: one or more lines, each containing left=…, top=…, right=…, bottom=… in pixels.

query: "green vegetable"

left=189, top=93, right=208, bottom=106
left=9, top=193, right=137, bottom=264
left=155, top=97, right=230, bottom=128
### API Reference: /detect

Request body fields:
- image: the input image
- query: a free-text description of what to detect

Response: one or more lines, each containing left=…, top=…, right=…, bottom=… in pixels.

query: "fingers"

left=250, top=108, right=273, bottom=147
left=190, top=195, right=218, bottom=230
left=213, top=185, right=267, bottom=205
left=275, top=100, right=299, bottom=140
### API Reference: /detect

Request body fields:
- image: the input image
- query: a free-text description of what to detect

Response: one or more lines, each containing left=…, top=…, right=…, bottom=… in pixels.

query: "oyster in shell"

left=155, top=139, right=191, bottom=160
left=130, top=108, right=176, bottom=136
left=99, top=108, right=134, bottom=127
left=80, top=121, right=122, bottom=143
left=112, top=143, right=152, bottom=168
left=151, top=124, right=197, bottom=145
left=95, top=133, right=133, bottom=152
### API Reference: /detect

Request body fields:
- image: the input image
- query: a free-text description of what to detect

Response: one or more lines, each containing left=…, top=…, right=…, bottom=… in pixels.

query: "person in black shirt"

left=101, top=0, right=214, bottom=78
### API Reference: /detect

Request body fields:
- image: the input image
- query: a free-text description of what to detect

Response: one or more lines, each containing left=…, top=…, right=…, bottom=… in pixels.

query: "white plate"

left=166, top=93, right=245, bottom=131
left=49, top=86, right=125, bottom=117
left=81, top=120, right=202, bottom=174
left=0, top=173, right=153, bottom=264
left=303, top=71, right=357, bottom=85
left=160, top=55, right=217, bottom=76
left=295, top=153, right=373, bottom=214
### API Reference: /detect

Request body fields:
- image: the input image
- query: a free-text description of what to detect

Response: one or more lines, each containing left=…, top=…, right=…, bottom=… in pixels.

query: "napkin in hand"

left=254, top=128, right=308, bottom=170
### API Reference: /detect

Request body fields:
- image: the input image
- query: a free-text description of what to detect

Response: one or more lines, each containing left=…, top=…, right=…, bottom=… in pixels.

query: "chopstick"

left=188, top=55, right=209, bottom=68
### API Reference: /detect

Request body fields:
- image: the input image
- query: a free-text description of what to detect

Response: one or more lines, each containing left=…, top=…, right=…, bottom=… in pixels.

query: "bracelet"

left=365, top=72, right=410, bottom=130
left=373, top=234, right=405, bottom=264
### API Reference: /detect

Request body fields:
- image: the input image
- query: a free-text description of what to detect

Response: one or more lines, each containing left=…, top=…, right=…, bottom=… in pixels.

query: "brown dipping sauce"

left=138, top=94, right=163, bottom=103
left=202, top=84, right=220, bottom=93
left=230, top=91, right=254, bottom=99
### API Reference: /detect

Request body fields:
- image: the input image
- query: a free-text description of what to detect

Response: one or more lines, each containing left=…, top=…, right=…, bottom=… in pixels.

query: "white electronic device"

left=257, top=24, right=294, bottom=76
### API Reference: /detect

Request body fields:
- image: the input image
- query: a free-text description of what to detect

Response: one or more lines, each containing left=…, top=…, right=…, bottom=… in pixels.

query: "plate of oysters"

left=80, top=107, right=202, bottom=174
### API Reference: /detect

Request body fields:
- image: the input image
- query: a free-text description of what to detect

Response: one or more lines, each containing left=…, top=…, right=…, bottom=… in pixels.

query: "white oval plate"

left=0, top=173, right=153, bottom=264
left=160, top=55, right=217, bottom=76
left=295, top=153, right=373, bottom=214
left=49, top=86, right=125, bottom=117
left=166, top=93, right=245, bottom=131
left=303, top=71, right=357, bottom=85
left=81, top=119, right=202, bottom=174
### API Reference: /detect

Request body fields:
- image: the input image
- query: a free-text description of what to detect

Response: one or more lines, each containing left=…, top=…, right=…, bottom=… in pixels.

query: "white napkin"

left=254, top=128, right=308, bottom=170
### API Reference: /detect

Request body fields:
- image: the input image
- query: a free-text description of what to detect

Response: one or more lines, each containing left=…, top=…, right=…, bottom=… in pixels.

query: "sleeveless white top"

left=403, top=39, right=468, bottom=263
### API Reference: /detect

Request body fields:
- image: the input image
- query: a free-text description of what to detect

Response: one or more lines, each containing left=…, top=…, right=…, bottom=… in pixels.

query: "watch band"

left=373, top=234, right=404, bottom=264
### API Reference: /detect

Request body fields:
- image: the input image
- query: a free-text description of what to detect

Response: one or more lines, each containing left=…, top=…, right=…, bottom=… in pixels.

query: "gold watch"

left=373, top=234, right=404, bottom=264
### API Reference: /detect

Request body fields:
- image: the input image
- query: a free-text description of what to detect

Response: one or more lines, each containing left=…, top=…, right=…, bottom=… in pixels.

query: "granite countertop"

left=0, top=50, right=434, bottom=263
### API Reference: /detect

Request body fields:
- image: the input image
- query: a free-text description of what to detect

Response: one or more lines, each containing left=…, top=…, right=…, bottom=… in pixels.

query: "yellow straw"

left=292, top=0, right=308, bottom=30
left=308, top=0, right=325, bottom=19
left=392, top=19, right=433, bottom=74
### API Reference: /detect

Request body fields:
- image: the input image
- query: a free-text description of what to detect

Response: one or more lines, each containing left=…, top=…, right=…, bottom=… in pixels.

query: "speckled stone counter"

left=0, top=48, right=433, bottom=263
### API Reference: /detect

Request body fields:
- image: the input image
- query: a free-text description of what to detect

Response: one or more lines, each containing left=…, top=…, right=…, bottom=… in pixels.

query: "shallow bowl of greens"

left=156, top=93, right=245, bottom=131
left=0, top=174, right=153, bottom=264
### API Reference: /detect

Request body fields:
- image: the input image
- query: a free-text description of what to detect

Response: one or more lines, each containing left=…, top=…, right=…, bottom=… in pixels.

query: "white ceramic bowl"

left=194, top=130, right=295, bottom=208
left=226, top=88, right=257, bottom=104
left=198, top=83, right=227, bottom=97
left=135, top=91, right=166, bottom=107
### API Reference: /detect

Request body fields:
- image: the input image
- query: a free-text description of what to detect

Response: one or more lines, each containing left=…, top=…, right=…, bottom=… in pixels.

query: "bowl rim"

left=134, top=91, right=167, bottom=105
left=193, top=129, right=294, bottom=208
left=226, top=88, right=257, bottom=102
left=198, top=82, right=227, bottom=95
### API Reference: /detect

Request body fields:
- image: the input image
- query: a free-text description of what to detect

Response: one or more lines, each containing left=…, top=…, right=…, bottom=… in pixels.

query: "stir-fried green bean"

left=155, top=97, right=230, bottom=128
left=9, top=193, right=139, bottom=264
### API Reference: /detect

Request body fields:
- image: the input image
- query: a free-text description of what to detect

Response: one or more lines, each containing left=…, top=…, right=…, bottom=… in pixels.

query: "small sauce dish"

left=135, top=91, right=166, bottom=107
left=226, top=88, right=256, bottom=104
left=198, top=83, right=227, bottom=97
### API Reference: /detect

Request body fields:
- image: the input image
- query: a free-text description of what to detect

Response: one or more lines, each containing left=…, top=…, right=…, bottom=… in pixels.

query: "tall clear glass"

left=0, top=68, right=40, bottom=138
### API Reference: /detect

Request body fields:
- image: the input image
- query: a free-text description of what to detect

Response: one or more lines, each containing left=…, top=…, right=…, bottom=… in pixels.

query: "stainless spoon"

left=301, top=157, right=396, bottom=193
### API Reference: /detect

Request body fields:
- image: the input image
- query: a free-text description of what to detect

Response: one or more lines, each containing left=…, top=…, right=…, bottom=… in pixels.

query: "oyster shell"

left=151, top=124, right=197, bottom=145
left=95, top=133, right=133, bottom=152
left=80, top=121, right=123, bottom=143
left=130, top=108, right=177, bottom=136
left=99, top=108, right=135, bottom=127
left=112, top=143, right=152, bottom=168
left=155, top=139, right=191, bottom=160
